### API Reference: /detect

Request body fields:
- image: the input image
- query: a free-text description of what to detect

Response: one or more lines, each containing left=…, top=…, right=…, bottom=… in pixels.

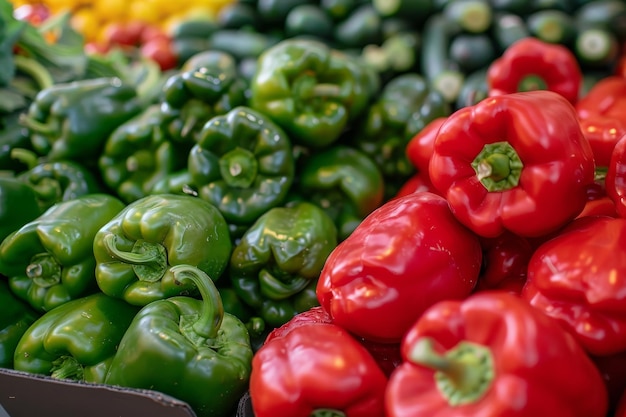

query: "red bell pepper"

left=392, top=171, right=439, bottom=200
left=591, top=350, right=626, bottom=412
left=428, top=90, right=595, bottom=238
left=385, top=291, right=608, bottom=417
left=486, top=37, right=582, bottom=104
left=576, top=76, right=626, bottom=167
left=406, top=117, right=447, bottom=174
left=521, top=215, right=626, bottom=356
left=473, top=232, right=533, bottom=295
left=316, top=191, right=483, bottom=344
left=606, top=133, right=626, bottom=218
left=249, top=322, right=388, bottom=417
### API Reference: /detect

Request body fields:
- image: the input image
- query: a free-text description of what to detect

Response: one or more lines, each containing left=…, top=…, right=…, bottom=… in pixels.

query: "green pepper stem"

left=219, top=147, right=258, bottom=189
left=10, top=148, right=42, bottom=170
left=311, top=409, right=347, bottom=417
left=26, top=253, right=62, bottom=288
left=19, top=114, right=58, bottom=135
left=50, top=356, right=84, bottom=381
left=258, top=269, right=311, bottom=300
left=170, top=264, right=224, bottom=340
left=13, top=54, right=54, bottom=91
left=517, top=74, right=548, bottom=92
left=408, top=337, right=495, bottom=406
left=102, top=234, right=168, bottom=283
left=471, top=141, right=523, bottom=192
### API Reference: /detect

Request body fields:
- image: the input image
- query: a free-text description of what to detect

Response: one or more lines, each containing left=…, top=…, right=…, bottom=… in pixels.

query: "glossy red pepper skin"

left=576, top=76, right=626, bottom=167
left=486, top=37, right=582, bottom=104
left=606, top=134, right=626, bottom=218
left=249, top=322, right=388, bottom=417
left=316, top=191, right=483, bottom=344
left=405, top=117, right=447, bottom=174
left=385, top=291, right=608, bottom=417
left=428, top=90, right=595, bottom=238
left=521, top=216, right=626, bottom=356
left=392, top=171, right=439, bottom=200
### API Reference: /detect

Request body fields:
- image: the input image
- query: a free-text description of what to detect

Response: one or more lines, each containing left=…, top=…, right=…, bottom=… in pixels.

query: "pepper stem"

left=311, top=409, right=346, bottom=417
left=50, top=356, right=84, bottom=381
left=219, top=147, right=258, bottom=188
left=10, top=148, right=42, bottom=170
left=26, top=253, right=62, bottom=288
left=517, top=74, right=548, bottom=92
left=170, top=264, right=223, bottom=341
left=408, top=337, right=495, bottom=406
left=19, top=114, right=59, bottom=135
left=102, top=234, right=168, bottom=283
left=258, top=268, right=311, bottom=300
left=471, top=141, right=523, bottom=191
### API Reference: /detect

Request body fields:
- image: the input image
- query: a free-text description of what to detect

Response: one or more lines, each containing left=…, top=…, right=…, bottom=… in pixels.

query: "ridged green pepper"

left=105, top=264, right=253, bottom=417
left=350, top=73, right=450, bottom=193
left=13, top=149, right=102, bottom=212
left=0, top=113, right=32, bottom=173
left=0, top=280, right=39, bottom=369
left=249, top=38, right=378, bottom=148
left=98, top=104, right=188, bottom=204
left=19, top=77, right=143, bottom=163
left=0, top=194, right=125, bottom=312
left=13, top=292, right=139, bottom=383
left=229, top=201, right=337, bottom=328
left=0, top=176, right=41, bottom=243
left=189, top=106, right=295, bottom=226
left=93, top=193, right=232, bottom=306
left=298, top=145, right=384, bottom=240
left=160, top=57, right=248, bottom=145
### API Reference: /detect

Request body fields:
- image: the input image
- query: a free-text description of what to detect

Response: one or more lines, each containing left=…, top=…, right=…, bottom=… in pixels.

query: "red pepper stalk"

left=428, top=90, right=595, bottom=238
left=385, top=291, right=608, bottom=417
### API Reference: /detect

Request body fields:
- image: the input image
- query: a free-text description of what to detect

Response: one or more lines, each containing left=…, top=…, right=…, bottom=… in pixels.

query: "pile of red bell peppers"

left=2, top=0, right=626, bottom=416
left=249, top=37, right=626, bottom=417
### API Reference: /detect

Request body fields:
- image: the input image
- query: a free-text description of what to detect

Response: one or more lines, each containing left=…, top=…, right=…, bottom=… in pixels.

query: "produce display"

left=1, top=0, right=626, bottom=416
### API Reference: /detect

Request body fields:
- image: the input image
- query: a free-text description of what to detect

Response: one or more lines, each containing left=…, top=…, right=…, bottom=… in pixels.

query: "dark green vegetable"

left=229, top=201, right=337, bottom=328
left=13, top=292, right=139, bottom=383
left=93, top=193, right=233, bottom=306
left=0, top=280, right=39, bottom=369
left=0, top=176, right=41, bottom=243
left=0, top=194, right=125, bottom=312
left=104, top=264, right=253, bottom=417
left=189, top=106, right=295, bottom=226
left=334, top=3, right=383, bottom=48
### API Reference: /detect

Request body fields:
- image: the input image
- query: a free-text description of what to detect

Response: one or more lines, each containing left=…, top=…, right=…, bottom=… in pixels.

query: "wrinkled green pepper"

left=19, top=77, right=143, bottom=162
left=349, top=73, right=450, bottom=191
left=189, top=106, right=295, bottom=226
left=13, top=292, right=139, bottom=382
left=93, top=193, right=232, bottom=306
left=249, top=38, right=378, bottom=148
left=298, top=145, right=384, bottom=240
left=98, top=104, right=188, bottom=204
left=0, top=113, right=31, bottom=173
left=160, top=57, right=248, bottom=145
left=0, top=176, right=41, bottom=243
left=13, top=148, right=102, bottom=212
left=0, top=194, right=125, bottom=312
left=0, top=280, right=39, bottom=369
left=105, top=264, right=253, bottom=417
left=229, top=201, right=337, bottom=328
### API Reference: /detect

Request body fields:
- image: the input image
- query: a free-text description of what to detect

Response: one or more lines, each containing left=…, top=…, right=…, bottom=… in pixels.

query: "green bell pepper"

left=249, top=38, right=378, bottom=148
left=0, top=176, right=41, bottom=243
left=0, top=113, right=32, bottom=173
left=0, top=194, right=125, bottom=312
left=19, top=77, right=143, bottom=163
left=350, top=72, right=450, bottom=193
left=93, top=193, right=232, bottom=306
left=298, top=145, right=384, bottom=240
left=160, top=58, right=248, bottom=145
left=229, top=201, right=337, bottom=328
left=104, top=264, right=253, bottom=417
left=189, top=106, right=295, bottom=226
left=0, top=280, right=39, bottom=369
left=98, top=104, right=188, bottom=204
left=13, top=292, right=139, bottom=382
left=12, top=148, right=102, bottom=212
